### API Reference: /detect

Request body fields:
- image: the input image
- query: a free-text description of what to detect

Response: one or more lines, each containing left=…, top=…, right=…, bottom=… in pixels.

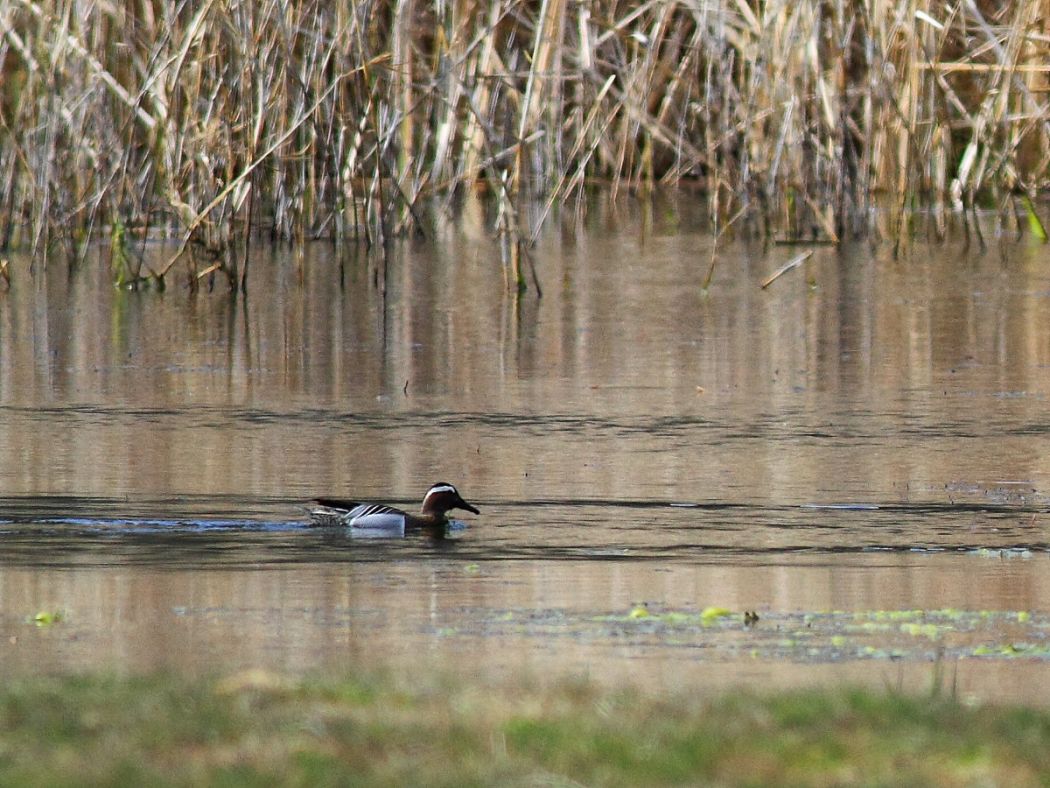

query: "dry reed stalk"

left=0, top=0, right=1048, bottom=292
left=513, top=0, right=566, bottom=195
left=760, top=250, right=814, bottom=289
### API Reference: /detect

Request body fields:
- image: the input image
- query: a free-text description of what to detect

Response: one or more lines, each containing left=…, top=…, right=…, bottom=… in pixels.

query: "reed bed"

left=0, top=0, right=1048, bottom=289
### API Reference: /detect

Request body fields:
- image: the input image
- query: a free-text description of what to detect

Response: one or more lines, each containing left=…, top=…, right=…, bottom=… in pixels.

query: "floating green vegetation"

left=597, top=605, right=746, bottom=628
left=30, top=610, right=63, bottom=627
left=442, top=605, right=1050, bottom=664
left=700, top=606, right=734, bottom=624
left=899, top=622, right=944, bottom=640
left=0, top=671, right=1049, bottom=785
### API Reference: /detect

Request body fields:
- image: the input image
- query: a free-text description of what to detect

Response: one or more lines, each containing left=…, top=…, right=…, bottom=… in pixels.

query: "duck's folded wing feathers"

left=309, top=500, right=407, bottom=530
left=313, top=497, right=363, bottom=511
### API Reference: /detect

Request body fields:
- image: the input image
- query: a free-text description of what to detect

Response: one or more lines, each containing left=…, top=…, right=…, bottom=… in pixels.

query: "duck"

left=308, top=482, right=480, bottom=534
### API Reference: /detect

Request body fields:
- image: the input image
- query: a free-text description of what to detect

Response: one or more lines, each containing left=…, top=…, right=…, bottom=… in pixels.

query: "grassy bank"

left=2, top=1, right=1049, bottom=286
left=1, top=670, right=1049, bottom=785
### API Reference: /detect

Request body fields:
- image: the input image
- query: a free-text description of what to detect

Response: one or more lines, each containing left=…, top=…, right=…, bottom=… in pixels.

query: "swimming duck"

left=309, top=482, right=480, bottom=534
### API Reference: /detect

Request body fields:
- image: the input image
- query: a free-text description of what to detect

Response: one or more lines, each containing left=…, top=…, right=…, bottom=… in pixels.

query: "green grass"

left=0, top=671, right=1048, bottom=786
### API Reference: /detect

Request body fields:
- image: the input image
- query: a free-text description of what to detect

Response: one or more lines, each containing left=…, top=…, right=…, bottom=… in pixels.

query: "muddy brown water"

left=2, top=197, right=1050, bottom=703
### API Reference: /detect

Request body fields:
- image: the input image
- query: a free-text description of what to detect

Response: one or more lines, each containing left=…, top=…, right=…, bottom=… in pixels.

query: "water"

left=2, top=196, right=1050, bottom=702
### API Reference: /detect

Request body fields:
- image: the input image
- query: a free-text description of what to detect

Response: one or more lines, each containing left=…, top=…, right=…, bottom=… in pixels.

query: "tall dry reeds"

left=0, top=0, right=1048, bottom=289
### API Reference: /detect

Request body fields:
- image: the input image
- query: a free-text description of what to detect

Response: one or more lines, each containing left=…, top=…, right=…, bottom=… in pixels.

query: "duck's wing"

left=308, top=497, right=358, bottom=526
left=311, top=497, right=352, bottom=509
left=309, top=499, right=407, bottom=531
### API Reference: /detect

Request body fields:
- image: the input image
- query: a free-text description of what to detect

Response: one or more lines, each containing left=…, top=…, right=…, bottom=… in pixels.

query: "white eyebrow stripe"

left=424, top=485, right=458, bottom=501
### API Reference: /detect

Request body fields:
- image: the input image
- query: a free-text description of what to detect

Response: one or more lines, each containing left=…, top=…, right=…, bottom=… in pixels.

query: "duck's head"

left=421, top=482, right=480, bottom=516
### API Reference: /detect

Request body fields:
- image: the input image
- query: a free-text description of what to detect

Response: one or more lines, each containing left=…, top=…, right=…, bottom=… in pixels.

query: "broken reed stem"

left=760, top=250, right=814, bottom=289
left=0, top=0, right=1048, bottom=292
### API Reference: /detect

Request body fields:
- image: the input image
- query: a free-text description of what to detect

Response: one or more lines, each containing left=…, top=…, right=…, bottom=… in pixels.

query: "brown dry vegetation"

left=0, top=1, right=1048, bottom=289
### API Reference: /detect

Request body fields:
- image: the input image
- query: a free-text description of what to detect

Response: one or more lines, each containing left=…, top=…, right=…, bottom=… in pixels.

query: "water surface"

left=2, top=197, right=1050, bottom=702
